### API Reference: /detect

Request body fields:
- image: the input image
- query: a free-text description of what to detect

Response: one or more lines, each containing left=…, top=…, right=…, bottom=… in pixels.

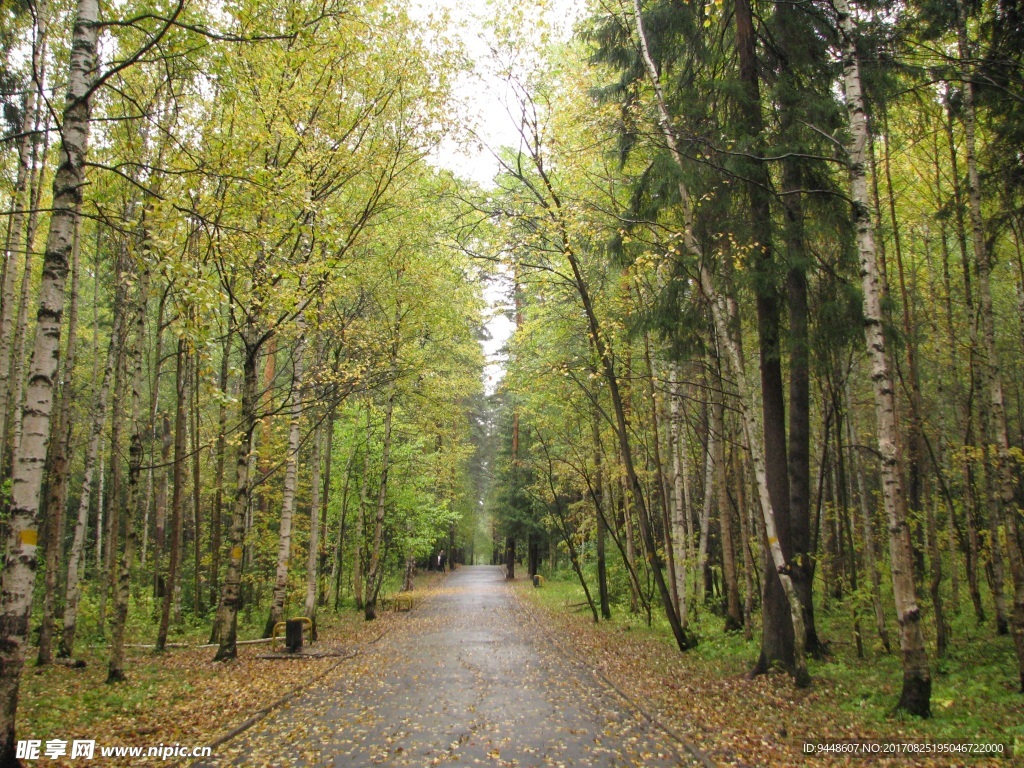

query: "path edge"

left=510, top=579, right=718, bottom=768
left=183, top=572, right=450, bottom=766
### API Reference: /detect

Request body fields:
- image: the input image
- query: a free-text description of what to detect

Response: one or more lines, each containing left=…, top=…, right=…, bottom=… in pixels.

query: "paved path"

left=199, top=566, right=700, bottom=767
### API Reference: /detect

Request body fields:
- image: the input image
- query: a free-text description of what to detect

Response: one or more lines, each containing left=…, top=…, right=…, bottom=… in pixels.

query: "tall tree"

left=834, top=0, right=931, bottom=715
left=0, top=0, right=102, bottom=758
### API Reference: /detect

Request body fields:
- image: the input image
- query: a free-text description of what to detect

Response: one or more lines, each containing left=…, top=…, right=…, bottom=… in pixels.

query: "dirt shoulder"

left=516, top=580, right=1011, bottom=768
left=15, top=579, right=446, bottom=767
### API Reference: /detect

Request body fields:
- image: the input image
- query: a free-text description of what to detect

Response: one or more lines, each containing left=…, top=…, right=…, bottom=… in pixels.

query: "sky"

left=409, top=0, right=585, bottom=395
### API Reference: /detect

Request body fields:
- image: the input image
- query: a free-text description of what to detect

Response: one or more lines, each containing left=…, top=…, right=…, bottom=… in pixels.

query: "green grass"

left=529, top=569, right=1021, bottom=754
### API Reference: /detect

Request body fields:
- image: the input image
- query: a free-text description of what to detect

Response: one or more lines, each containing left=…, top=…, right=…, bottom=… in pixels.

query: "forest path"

left=195, top=565, right=703, bottom=767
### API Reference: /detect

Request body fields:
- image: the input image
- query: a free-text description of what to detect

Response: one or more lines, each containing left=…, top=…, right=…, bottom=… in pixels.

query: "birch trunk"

left=99, top=271, right=128, bottom=631
left=0, top=42, right=45, bottom=470
left=212, top=329, right=260, bottom=661
left=836, top=0, right=931, bottom=713
left=668, top=363, right=689, bottom=626
left=305, top=420, right=322, bottom=638
left=846, top=380, right=891, bottom=653
left=0, top=0, right=99, bottom=757
left=157, top=340, right=187, bottom=651
left=642, top=334, right=676, bottom=612
left=36, top=211, right=81, bottom=666
left=697, top=411, right=714, bottom=606
left=735, top=440, right=755, bottom=640
left=209, top=332, right=229, bottom=609
left=329, top=448, right=351, bottom=610
left=58, top=314, right=118, bottom=658
left=712, top=369, right=742, bottom=630
left=107, top=252, right=149, bottom=682
left=142, top=289, right=167, bottom=570
left=266, top=316, right=307, bottom=635
left=7, top=125, right=50, bottom=468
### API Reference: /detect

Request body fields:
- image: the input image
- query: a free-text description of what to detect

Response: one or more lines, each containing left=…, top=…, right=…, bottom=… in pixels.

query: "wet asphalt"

left=198, top=565, right=700, bottom=767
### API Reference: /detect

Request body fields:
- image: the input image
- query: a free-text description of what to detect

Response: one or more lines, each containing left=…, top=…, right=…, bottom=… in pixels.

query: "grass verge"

left=521, top=576, right=1020, bottom=767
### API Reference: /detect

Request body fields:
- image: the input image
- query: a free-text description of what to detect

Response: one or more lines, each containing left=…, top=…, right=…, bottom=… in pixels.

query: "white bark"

left=304, top=420, right=323, bottom=624
left=268, top=313, right=307, bottom=632
left=955, top=4, right=1024, bottom=682
left=0, top=0, right=99, bottom=757
left=108, top=251, right=150, bottom=682
left=668, top=363, right=689, bottom=627
left=836, top=0, right=931, bottom=712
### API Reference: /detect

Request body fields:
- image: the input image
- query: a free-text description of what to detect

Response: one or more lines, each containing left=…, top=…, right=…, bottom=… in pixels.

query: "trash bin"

left=285, top=619, right=304, bottom=652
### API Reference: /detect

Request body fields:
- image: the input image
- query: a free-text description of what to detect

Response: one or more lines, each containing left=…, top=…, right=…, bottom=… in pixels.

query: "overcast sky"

left=409, top=0, right=585, bottom=394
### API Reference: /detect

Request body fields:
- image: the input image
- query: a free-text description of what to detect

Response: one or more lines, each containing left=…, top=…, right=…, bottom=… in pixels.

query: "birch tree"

left=0, top=0, right=100, bottom=758
left=834, top=0, right=931, bottom=715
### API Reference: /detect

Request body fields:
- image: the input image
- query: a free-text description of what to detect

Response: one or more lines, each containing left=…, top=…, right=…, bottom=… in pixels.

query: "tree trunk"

left=697, top=404, right=714, bottom=608
left=153, top=412, right=171, bottom=600
left=354, top=408, right=371, bottom=612
left=669, top=363, right=690, bottom=625
left=631, top=0, right=796, bottom=660
left=8, top=110, right=52, bottom=471
left=0, top=7, right=47, bottom=472
left=157, top=340, right=187, bottom=651
left=209, top=333, right=230, bottom=611
left=141, top=287, right=167, bottom=572
left=731, top=0, right=807, bottom=673
left=836, top=0, right=931, bottom=714
left=592, top=406, right=611, bottom=619
left=954, top=4, right=1024, bottom=683
left=330, top=447, right=351, bottom=611
left=213, top=327, right=261, bottom=661
left=734, top=439, right=755, bottom=640
left=0, top=0, right=100, bottom=757
left=846, top=380, right=891, bottom=653
left=773, top=0, right=819, bottom=656
left=99, top=257, right=129, bottom=632
left=305, top=420, right=322, bottom=639
left=712, top=369, right=742, bottom=631
left=642, top=333, right=676, bottom=611
left=319, top=406, right=335, bottom=605
left=107, top=240, right=150, bottom=682
left=266, top=318, right=307, bottom=636
left=365, top=376, right=397, bottom=621
left=59, top=266, right=120, bottom=659
left=192, top=349, right=202, bottom=616
left=36, top=211, right=81, bottom=666
left=505, top=535, right=516, bottom=580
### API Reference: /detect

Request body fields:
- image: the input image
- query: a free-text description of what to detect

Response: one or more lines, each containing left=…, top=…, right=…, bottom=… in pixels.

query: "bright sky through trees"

left=410, top=0, right=584, bottom=393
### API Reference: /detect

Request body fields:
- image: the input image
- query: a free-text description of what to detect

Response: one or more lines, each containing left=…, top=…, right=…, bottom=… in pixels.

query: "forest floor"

left=15, top=570, right=1020, bottom=767
left=16, top=586, right=409, bottom=767
left=520, top=576, right=1021, bottom=767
